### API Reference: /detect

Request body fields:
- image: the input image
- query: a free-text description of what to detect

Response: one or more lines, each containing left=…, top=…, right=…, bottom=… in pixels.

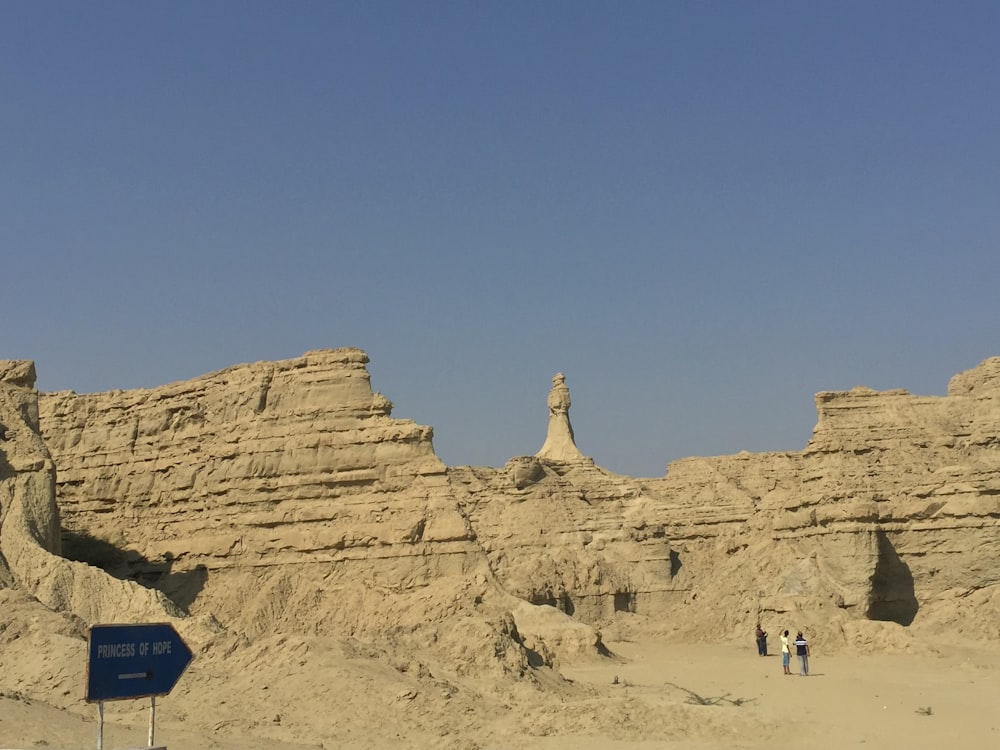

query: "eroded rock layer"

left=438, top=359, right=1000, bottom=643
left=0, top=361, right=176, bottom=625
left=27, top=350, right=1000, bottom=652
left=38, top=349, right=503, bottom=641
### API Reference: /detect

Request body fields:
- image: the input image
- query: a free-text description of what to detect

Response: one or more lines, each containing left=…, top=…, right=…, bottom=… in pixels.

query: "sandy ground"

left=555, top=640, right=1000, bottom=750
left=2, top=638, right=998, bottom=750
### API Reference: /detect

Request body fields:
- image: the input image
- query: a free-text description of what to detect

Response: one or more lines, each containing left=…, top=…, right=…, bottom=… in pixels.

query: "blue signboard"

left=86, top=623, right=193, bottom=702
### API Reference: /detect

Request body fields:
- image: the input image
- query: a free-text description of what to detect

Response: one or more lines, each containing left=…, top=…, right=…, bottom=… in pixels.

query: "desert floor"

left=2, top=637, right=998, bottom=750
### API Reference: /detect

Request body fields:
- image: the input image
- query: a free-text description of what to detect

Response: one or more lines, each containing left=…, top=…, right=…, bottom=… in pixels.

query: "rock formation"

left=1, top=349, right=998, bottom=692
left=38, top=351, right=479, bottom=634
left=536, top=372, right=585, bottom=461
left=4, top=348, right=1000, bottom=748
left=0, top=361, right=177, bottom=626
left=32, top=350, right=599, bottom=680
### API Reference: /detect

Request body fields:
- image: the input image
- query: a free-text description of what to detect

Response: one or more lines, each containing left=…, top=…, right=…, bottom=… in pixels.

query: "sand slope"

left=2, top=622, right=999, bottom=750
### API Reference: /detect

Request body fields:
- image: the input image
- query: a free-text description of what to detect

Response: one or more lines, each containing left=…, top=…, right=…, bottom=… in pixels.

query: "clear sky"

left=4, top=2, right=999, bottom=477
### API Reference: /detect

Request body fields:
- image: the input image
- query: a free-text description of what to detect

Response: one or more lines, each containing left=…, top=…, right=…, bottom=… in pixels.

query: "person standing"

left=794, top=631, right=810, bottom=675
left=780, top=630, right=792, bottom=675
left=781, top=630, right=792, bottom=674
left=755, top=624, right=768, bottom=656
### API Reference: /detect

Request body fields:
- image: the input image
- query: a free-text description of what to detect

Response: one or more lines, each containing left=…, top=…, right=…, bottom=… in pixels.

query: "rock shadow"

left=614, top=592, right=635, bottom=613
left=670, top=549, right=683, bottom=578
left=60, top=529, right=208, bottom=614
left=867, top=530, right=918, bottom=626
left=157, top=558, right=209, bottom=612
left=532, top=593, right=576, bottom=616
left=61, top=528, right=127, bottom=570
left=0, top=445, right=12, bottom=481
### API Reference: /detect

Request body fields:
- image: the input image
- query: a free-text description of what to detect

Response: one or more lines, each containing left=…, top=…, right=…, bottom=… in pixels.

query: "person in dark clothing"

left=755, top=624, right=768, bottom=656
left=794, top=632, right=811, bottom=675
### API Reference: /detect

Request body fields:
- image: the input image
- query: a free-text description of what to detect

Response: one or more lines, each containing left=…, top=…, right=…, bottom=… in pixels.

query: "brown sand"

left=2, top=636, right=997, bottom=750
left=556, top=639, right=1000, bottom=750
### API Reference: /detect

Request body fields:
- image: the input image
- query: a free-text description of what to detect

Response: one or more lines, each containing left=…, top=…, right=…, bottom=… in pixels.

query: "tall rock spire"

left=536, top=372, right=584, bottom=460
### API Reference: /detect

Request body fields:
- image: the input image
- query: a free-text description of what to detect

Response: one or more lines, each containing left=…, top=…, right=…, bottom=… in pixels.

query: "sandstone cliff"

left=5, top=349, right=999, bottom=671
left=3, top=349, right=999, bottom=749
left=35, top=349, right=589, bottom=679
left=0, top=360, right=177, bottom=626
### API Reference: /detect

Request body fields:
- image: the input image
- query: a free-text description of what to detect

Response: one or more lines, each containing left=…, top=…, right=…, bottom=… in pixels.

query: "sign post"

left=86, top=623, right=193, bottom=749
left=149, top=695, right=156, bottom=747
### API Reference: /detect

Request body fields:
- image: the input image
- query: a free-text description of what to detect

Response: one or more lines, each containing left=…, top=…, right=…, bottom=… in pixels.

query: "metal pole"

left=97, top=700, right=104, bottom=750
left=148, top=695, right=156, bottom=747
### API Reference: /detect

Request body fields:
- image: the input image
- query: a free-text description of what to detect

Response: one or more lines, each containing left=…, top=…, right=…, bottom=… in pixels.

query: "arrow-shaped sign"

left=86, top=623, right=193, bottom=702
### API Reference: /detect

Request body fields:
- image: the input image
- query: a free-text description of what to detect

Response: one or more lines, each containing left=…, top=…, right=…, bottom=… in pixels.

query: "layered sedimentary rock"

left=42, top=349, right=451, bottom=563
left=805, top=370, right=1000, bottom=611
left=627, top=359, right=1000, bottom=637
left=449, top=457, right=674, bottom=624
left=25, top=350, right=1000, bottom=654
left=439, top=359, right=1000, bottom=643
left=38, top=349, right=500, bottom=643
left=0, top=361, right=175, bottom=625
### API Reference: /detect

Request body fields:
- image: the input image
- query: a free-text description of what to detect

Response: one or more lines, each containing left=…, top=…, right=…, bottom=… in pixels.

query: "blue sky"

left=4, top=2, right=999, bottom=476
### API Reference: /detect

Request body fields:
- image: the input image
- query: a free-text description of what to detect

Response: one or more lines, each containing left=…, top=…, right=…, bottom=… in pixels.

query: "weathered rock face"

left=0, top=360, right=52, bottom=589
left=42, top=349, right=447, bottom=561
left=623, top=359, right=1000, bottom=639
left=22, top=350, right=1000, bottom=655
left=38, top=349, right=500, bottom=641
left=805, top=367, right=1000, bottom=615
left=0, top=361, right=175, bottom=625
left=451, top=449, right=885, bottom=644
left=448, top=359, right=1000, bottom=644
left=449, top=458, right=671, bottom=623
